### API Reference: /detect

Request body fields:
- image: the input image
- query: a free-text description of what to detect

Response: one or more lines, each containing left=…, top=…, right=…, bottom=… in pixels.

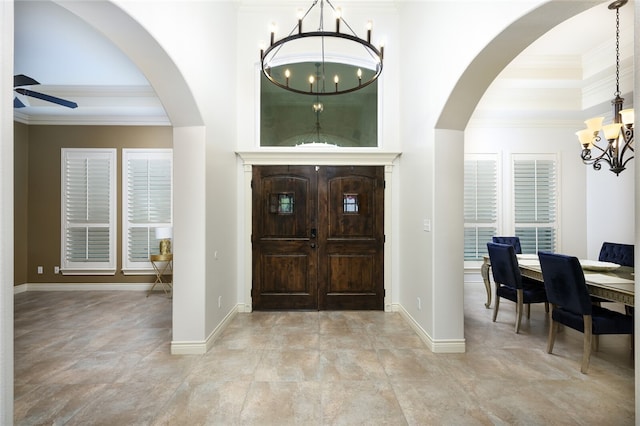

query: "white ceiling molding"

left=582, top=39, right=633, bottom=79
left=467, top=116, right=584, bottom=129
left=12, top=85, right=169, bottom=126
left=13, top=113, right=171, bottom=127
left=582, top=59, right=634, bottom=110
left=500, top=54, right=582, bottom=81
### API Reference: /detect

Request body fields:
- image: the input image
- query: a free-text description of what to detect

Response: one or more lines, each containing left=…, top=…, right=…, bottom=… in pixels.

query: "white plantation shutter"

left=464, top=156, right=498, bottom=260
left=123, top=149, right=173, bottom=272
left=61, top=149, right=116, bottom=274
left=513, top=156, right=557, bottom=253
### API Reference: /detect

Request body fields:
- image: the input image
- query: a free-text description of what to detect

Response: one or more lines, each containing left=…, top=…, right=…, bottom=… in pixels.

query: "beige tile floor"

left=14, top=283, right=635, bottom=425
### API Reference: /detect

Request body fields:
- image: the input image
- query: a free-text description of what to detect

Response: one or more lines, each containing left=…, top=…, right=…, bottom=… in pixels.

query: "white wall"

left=587, top=160, right=635, bottom=259
left=634, top=0, right=640, bottom=414
left=114, top=1, right=240, bottom=349
left=0, top=1, right=13, bottom=422
left=172, top=126, right=207, bottom=344
left=396, top=0, right=553, bottom=350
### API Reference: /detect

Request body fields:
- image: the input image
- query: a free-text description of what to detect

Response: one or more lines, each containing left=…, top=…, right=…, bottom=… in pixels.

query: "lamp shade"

left=619, top=108, right=635, bottom=125
left=576, top=129, right=593, bottom=146
left=602, top=123, right=623, bottom=140
left=155, top=227, right=173, bottom=240
left=584, top=116, right=604, bottom=133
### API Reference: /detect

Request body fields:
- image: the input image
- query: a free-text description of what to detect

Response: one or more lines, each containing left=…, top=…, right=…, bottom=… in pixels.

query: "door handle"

left=310, top=243, right=317, bottom=249
left=310, top=228, right=317, bottom=239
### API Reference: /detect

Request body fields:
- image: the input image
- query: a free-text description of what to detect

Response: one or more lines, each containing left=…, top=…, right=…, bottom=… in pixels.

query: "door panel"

left=252, top=165, right=383, bottom=310
left=252, top=166, right=317, bottom=310
left=319, top=166, right=384, bottom=310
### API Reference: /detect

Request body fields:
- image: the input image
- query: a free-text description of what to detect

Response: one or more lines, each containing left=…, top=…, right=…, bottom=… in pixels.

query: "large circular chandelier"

left=260, top=0, right=384, bottom=96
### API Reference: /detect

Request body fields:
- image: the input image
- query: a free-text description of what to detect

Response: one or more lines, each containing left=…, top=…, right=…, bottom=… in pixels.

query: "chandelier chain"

left=319, top=0, right=326, bottom=92
left=615, top=6, right=620, bottom=96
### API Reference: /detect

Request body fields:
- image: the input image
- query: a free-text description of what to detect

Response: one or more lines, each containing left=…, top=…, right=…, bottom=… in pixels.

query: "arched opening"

left=53, top=0, right=202, bottom=128
left=429, top=0, right=609, bottom=351
left=437, top=1, right=603, bottom=130
left=52, top=1, right=208, bottom=353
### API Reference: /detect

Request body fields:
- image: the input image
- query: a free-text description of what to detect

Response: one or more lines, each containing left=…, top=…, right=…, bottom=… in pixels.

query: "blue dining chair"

left=595, top=242, right=634, bottom=315
left=598, top=242, right=634, bottom=267
left=538, top=251, right=634, bottom=373
left=492, top=236, right=522, bottom=254
left=487, top=242, right=548, bottom=333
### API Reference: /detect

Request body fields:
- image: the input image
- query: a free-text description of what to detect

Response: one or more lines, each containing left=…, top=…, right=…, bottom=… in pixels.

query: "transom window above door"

left=260, top=62, right=378, bottom=148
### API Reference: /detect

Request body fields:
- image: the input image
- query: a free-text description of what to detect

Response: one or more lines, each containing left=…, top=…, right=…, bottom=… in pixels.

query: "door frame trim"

left=237, top=151, right=401, bottom=312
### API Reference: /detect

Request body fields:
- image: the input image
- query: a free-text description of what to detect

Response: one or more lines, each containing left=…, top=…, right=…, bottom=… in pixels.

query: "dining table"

left=480, top=254, right=635, bottom=309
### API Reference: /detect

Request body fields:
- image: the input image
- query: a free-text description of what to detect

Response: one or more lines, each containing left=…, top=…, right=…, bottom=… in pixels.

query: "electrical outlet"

left=54, top=266, right=60, bottom=274
left=37, top=266, right=43, bottom=274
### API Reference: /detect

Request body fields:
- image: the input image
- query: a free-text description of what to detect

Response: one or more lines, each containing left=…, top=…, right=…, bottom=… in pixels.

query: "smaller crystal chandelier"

left=576, top=0, right=634, bottom=176
left=260, top=0, right=384, bottom=96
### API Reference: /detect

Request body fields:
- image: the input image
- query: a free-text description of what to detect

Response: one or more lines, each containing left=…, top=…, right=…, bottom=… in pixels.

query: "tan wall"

left=19, top=124, right=172, bottom=285
left=14, top=122, right=29, bottom=285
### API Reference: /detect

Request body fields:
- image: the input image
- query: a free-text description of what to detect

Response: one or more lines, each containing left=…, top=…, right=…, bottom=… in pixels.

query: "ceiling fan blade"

left=14, top=97, right=26, bottom=108
left=14, top=74, right=40, bottom=87
left=15, top=88, right=78, bottom=109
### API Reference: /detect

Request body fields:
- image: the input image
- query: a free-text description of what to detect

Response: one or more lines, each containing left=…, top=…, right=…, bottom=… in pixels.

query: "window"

left=122, top=149, right=173, bottom=273
left=343, top=194, right=359, bottom=213
left=61, top=149, right=116, bottom=274
left=464, top=155, right=498, bottom=260
left=260, top=63, right=378, bottom=147
left=513, top=155, right=558, bottom=253
left=270, top=193, right=294, bottom=214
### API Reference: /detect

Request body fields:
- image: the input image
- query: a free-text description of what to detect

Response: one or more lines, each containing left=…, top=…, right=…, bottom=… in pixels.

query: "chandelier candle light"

left=576, top=0, right=634, bottom=175
left=260, top=0, right=384, bottom=95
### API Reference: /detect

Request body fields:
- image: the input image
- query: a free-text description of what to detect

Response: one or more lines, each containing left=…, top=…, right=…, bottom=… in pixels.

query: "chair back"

left=598, top=242, right=634, bottom=267
left=538, top=251, right=592, bottom=315
left=492, top=236, right=522, bottom=254
left=487, top=242, right=522, bottom=289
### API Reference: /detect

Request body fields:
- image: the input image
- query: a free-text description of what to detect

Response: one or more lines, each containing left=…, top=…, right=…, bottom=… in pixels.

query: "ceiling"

left=13, top=0, right=633, bottom=126
left=14, top=0, right=168, bottom=125
left=471, top=0, right=635, bottom=126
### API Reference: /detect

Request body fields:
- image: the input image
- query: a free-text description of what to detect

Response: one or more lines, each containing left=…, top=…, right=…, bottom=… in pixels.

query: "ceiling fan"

left=13, top=74, right=78, bottom=109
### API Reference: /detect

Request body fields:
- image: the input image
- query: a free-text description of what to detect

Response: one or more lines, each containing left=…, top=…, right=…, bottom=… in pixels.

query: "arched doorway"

left=427, top=0, right=607, bottom=351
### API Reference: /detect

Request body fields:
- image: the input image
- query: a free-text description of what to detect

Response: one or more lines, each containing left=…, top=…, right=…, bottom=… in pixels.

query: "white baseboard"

left=13, top=284, right=28, bottom=294
left=171, top=304, right=238, bottom=355
left=236, top=303, right=252, bottom=313
left=14, top=282, right=154, bottom=293
left=464, top=270, right=484, bottom=284
left=397, top=304, right=466, bottom=353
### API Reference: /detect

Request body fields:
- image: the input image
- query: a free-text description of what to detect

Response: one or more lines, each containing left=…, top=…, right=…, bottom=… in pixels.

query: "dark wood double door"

left=252, top=165, right=384, bottom=310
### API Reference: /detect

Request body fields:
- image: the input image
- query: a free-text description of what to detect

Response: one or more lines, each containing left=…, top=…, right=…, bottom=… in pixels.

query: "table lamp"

left=155, top=227, right=173, bottom=255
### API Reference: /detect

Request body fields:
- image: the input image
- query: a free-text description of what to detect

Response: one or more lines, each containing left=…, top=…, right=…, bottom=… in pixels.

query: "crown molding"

left=14, top=114, right=171, bottom=126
